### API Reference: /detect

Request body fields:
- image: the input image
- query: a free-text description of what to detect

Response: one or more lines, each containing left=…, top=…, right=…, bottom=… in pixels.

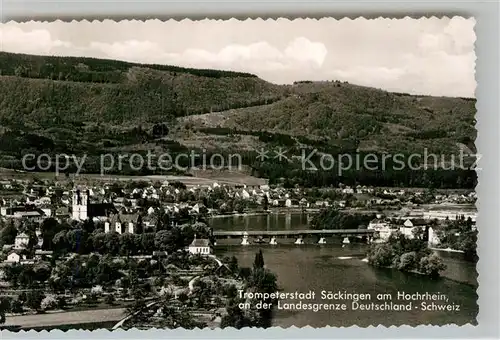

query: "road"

left=112, top=301, right=158, bottom=330
left=3, top=308, right=126, bottom=328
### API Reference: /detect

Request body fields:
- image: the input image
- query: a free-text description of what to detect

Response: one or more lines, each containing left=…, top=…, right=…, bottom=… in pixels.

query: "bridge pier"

left=294, top=236, right=304, bottom=245
left=213, top=229, right=375, bottom=245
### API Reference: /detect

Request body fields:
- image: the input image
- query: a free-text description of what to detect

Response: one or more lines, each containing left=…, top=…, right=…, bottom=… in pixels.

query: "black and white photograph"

left=0, top=17, right=477, bottom=330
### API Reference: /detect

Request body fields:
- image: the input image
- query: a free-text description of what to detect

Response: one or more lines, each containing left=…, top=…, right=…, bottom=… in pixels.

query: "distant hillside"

left=0, top=52, right=285, bottom=127
left=0, top=52, right=258, bottom=81
left=181, top=81, right=476, bottom=155
left=0, top=52, right=477, bottom=188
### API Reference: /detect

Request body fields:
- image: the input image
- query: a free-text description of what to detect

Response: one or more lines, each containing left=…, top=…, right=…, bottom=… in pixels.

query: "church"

left=72, top=188, right=117, bottom=221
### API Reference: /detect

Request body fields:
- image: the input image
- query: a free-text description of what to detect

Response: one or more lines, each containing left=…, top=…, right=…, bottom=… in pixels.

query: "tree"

left=221, top=299, right=251, bottom=329
left=32, top=262, right=52, bottom=283
left=0, top=297, right=10, bottom=325
left=246, top=267, right=278, bottom=328
left=152, top=123, right=169, bottom=137
left=104, top=294, right=115, bottom=305
left=238, top=267, right=252, bottom=280
left=367, top=243, right=395, bottom=267
left=263, top=195, right=269, bottom=211
left=104, top=232, right=120, bottom=255
left=154, top=229, right=182, bottom=252
left=253, top=250, right=265, bottom=269
left=0, top=221, right=17, bottom=246
left=419, top=253, right=446, bottom=278
left=92, top=232, right=107, bottom=253
left=228, top=256, right=239, bottom=273
left=26, top=290, right=44, bottom=311
left=41, top=294, right=58, bottom=311
left=397, top=252, right=417, bottom=271
left=119, top=233, right=137, bottom=256
left=52, top=230, right=69, bottom=253
left=40, top=218, right=61, bottom=250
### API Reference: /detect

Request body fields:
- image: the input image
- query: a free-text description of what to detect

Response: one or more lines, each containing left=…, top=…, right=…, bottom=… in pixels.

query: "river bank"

left=431, top=247, right=465, bottom=253
left=213, top=211, right=477, bottom=327
left=216, top=243, right=478, bottom=327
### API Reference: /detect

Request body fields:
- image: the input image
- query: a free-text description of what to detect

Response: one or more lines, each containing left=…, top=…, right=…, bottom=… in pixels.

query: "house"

left=368, top=219, right=389, bottom=230
left=36, top=229, right=43, bottom=248
left=403, top=218, right=428, bottom=228
left=241, top=190, right=250, bottom=199
left=188, top=236, right=212, bottom=255
left=191, top=203, right=206, bottom=214
left=315, top=200, right=330, bottom=208
left=34, top=250, right=53, bottom=260
left=400, top=219, right=427, bottom=239
left=423, top=210, right=477, bottom=222
left=105, top=213, right=140, bottom=234
left=14, top=232, right=30, bottom=249
left=368, top=219, right=397, bottom=240
left=214, top=264, right=232, bottom=276
left=13, top=210, right=45, bottom=223
left=152, top=251, right=169, bottom=258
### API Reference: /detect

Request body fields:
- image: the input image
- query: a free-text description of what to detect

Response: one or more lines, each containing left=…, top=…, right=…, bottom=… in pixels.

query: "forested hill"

left=0, top=52, right=285, bottom=126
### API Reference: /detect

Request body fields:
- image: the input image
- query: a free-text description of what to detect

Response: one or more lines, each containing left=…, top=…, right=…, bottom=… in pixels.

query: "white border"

left=0, top=0, right=498, bottom=338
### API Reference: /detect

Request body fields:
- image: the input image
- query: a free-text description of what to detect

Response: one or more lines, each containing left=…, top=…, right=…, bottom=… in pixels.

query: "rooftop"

left=189, top=237, right=210, bottom=247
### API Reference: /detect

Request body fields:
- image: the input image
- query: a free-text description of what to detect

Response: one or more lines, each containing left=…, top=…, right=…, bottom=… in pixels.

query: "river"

left=211, top=213, right=478, bottom=327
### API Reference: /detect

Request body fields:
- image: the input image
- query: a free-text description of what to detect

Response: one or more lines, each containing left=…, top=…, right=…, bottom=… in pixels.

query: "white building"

left=14, top=232, right=30, bottom=249
left=241, top=190, right=250, bottom=199
left=423, top=211, right=477, bottom=222
left=72, top=189, right=89, bottom=220
left=403, top=219, right=414, bottom=228
left=428, top=227, right=441, bottom=246
left=368, top=219, right=398, bottom=240
left=400, top=226, right=416, bottom=239
left=5, top=251, right=21, bottom=263
left=188, top=237, right=212, bottom=255
left=105, top=214, right=138, bottom=234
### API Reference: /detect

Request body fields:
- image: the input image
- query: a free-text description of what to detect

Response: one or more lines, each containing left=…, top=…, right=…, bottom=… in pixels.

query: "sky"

left=0, top=17, right=476, bottom=97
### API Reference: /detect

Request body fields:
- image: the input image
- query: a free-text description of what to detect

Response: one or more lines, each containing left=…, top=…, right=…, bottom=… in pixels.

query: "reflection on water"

left=213, top=213, right=478, bottom=327
left=210, top=212, right=312, bottom=231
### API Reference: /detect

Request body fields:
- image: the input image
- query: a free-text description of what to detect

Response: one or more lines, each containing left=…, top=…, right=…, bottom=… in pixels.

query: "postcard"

left=0, top=17, right=477, bottom=331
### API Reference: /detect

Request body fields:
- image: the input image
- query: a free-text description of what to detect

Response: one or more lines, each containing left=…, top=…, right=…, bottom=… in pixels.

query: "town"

left=0, top=175, right=477, bottom=329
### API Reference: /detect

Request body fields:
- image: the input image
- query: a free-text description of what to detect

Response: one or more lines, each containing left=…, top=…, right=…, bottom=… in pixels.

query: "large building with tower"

left=72, top=188, right=117, bottom=221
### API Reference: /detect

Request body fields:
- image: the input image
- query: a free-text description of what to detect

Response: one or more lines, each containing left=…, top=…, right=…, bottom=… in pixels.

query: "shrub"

left=397, top=252, right=417, bottom=271
left=104, top=294, right=115, bottom=305
left=368, top=243, right=394, bottom=267
left=419, top=253, right=446, bottom=278
left=41, top=294, right=58, bottom=311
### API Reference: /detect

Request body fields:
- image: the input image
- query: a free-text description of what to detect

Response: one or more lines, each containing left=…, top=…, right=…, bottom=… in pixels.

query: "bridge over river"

left=212, top=229, right=376, bottom=245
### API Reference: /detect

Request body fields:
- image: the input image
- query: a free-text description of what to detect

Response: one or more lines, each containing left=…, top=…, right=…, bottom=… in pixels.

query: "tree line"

left=0, top=52, right=258, bottom=82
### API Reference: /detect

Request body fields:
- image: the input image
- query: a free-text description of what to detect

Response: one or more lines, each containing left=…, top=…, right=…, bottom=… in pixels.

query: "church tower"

left=72, top=188, right=90, bottom=220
